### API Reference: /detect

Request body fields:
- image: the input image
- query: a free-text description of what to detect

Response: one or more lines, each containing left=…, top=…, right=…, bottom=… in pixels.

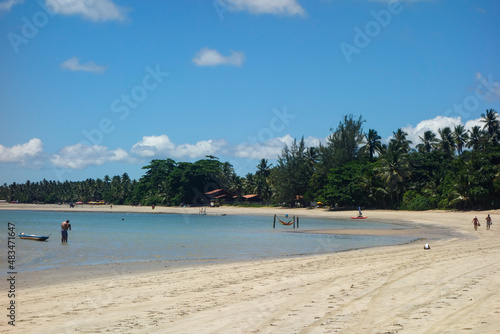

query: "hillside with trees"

left=1, top=110, right=499, bottom=210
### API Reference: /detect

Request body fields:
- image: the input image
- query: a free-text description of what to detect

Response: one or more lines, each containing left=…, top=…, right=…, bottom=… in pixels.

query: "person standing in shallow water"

left=472, top=216, right=479, bottom=231
left=61, top=220, right=71, bottom=242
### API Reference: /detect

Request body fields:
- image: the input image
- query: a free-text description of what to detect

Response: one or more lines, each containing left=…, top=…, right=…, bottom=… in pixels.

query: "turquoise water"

left=1, top=210, right=415, bottom=272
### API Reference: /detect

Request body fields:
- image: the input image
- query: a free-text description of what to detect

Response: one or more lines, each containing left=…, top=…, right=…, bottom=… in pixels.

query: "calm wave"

left=1, top=210, right=416, bottom=272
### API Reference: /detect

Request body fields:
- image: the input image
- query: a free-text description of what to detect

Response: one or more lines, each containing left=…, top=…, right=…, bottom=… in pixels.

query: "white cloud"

left=50, top=144, right=133, bottom=169
left=192, top=48, right=245, bottom=67
left=234, top=135, right=294, bottom=159
left=0, top=138, right=44, bottom=166
left=222, top=0, right=305, bottom=16
left=0, top=134, right=323, bottom=172
left=233, top=135, right=321, bottom=159
left=175, top=140, right=228, bottom=159
left=130, top=135, right=175, bottom=157
left=44, top=0, right=128, bottom=22
left=464, top=118, right=483, bottom=130
left=60, top=57, right=107, bottom=73
left=392, top=116, right=483, bottom=147
left=0, top=0, right=23, bottom=12
left=131, top=134, right=323, bottom=161
left=131, top=135, right=228, bottom=159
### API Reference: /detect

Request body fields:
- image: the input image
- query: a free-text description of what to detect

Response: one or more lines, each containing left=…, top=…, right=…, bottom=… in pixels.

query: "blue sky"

left=1, top=0, right=499, bottom=184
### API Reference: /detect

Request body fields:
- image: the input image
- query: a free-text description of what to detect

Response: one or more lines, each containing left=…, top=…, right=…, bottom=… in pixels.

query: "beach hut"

left=204, top=189, right=236, bottom=206
left=242, top=194, right=261, bottom=203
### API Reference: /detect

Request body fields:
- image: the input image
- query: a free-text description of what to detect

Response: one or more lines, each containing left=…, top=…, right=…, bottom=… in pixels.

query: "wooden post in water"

left=293, top=216, right=296, bottom=229
left=273, top=215, right=276, bottom=229
left=297, top=216, right=299, bottom=229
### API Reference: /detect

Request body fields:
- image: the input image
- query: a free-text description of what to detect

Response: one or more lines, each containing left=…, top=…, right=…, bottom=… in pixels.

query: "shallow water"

left=1, top=210, right=416, bottom=272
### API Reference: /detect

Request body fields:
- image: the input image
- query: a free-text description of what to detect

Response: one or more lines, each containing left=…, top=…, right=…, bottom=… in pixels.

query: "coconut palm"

left=437, top=127, right=455, bottom=157
left=466, top=126, right=485, bottom=151
left=361, top=129, right=382, bottom=160
left=304, top=147, right=318, bottom=170
left=453, top=125, right=469, bottom=155
left=255, top=159, right=271, bottom=177
left=416, top=130, right=437, bottom=153
left=254, top=159, right=273, bottom=202
left=390, top=128, right=412, bottom=153
left=376, top=147, right=411, bottom=204
left=243, top=173, right=257, bottom=194
left=481, top=109, right=499, bottom=144
left=449, top=174, right=473, bottom=208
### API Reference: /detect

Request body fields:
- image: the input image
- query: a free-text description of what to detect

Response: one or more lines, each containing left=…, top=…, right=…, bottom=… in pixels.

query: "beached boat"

left=18, top=233, right=50, bottom=241
left=351, top=216, right=367, bottom=219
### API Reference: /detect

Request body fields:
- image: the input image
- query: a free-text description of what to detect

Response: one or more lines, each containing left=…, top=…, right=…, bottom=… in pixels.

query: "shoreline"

left=2, top=204, right=443, bottom=285
left=2, top=201, right=490, bottom=227
left=0, top=203, right=484, bottom=282
left=2, top=205, right=499, bottom=333
left=1, top=204, right=489, bottom=278
left=0, top=202, right=478, bottom=242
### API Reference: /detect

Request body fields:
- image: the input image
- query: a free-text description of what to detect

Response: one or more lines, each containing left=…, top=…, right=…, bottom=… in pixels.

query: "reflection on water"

left=1, top=210, right=415, bottom=272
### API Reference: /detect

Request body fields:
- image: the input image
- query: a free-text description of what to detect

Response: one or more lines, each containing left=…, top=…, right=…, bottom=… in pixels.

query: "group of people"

left=472, top=215, right=493, bottom=231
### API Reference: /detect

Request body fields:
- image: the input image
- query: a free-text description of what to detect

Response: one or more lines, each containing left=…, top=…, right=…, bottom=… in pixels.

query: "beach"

left=2, top=204, right=500, bottom=333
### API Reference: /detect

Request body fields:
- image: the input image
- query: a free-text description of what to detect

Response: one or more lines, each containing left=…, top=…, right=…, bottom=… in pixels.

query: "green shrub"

left=402, top=190, right=434, bottom=211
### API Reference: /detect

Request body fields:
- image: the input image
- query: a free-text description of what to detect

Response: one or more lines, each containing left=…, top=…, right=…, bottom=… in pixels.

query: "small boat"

left=351, top=216, right=367, bottom=219
left=18, top=233, right=50, bottom=241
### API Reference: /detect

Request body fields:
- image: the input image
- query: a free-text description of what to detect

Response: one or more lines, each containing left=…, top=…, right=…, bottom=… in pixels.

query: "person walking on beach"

left=61, top=220, right=71, bottom=243
left=486, top=214, right=492, bottom=230
left=472, top=216, right=479, bottom=231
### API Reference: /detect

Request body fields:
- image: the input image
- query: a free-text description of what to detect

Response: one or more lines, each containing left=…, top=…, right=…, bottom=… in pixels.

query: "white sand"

left=2, top=204, right=499, bottom=333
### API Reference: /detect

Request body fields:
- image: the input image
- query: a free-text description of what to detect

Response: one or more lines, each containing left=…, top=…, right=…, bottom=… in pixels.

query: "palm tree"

left=390, top=128, right=412, bottom=153
left=480, top=109, right=499, bottom=145
left=361, top=129, right=382, bottom=160
left=437, top=127, right=455, bottom=157
left=466, top=126, right=485, bottom=151
left=416, top=130, right=437, bottom=153
left=255, top=159, right=272, bottom=177
left=375, top=147, right=411, bottom=204
left=243, top=173, right=260, bottom=195
left=254, top=159, right=273, bottom=202
left=304, top=147, right=318, bottom=169
left=448, top=174, right=473, bottom=209
left=219, top=161, right=237, bottom=192
left=453, top=125, right=469, bottom=155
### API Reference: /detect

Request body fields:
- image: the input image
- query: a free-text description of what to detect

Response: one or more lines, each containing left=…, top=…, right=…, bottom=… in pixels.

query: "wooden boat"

left=351, top=216, right=367, bottom=219
left=18, top=233, right=50, bottom=241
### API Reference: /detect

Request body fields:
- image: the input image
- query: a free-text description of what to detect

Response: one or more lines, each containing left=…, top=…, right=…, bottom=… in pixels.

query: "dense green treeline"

left=0, top=158, right=240, bottom=207
left=1, top=110, right=499, bottom=210
left=0, top=174, right=137, bottom=205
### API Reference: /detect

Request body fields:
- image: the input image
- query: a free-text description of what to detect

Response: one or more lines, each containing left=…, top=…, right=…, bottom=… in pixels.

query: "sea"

left=1, top=210, right=417, bottom=272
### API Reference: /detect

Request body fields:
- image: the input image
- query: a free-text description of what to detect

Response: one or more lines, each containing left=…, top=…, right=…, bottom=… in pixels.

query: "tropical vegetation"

left=1, top=110, right=499, bottom=210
